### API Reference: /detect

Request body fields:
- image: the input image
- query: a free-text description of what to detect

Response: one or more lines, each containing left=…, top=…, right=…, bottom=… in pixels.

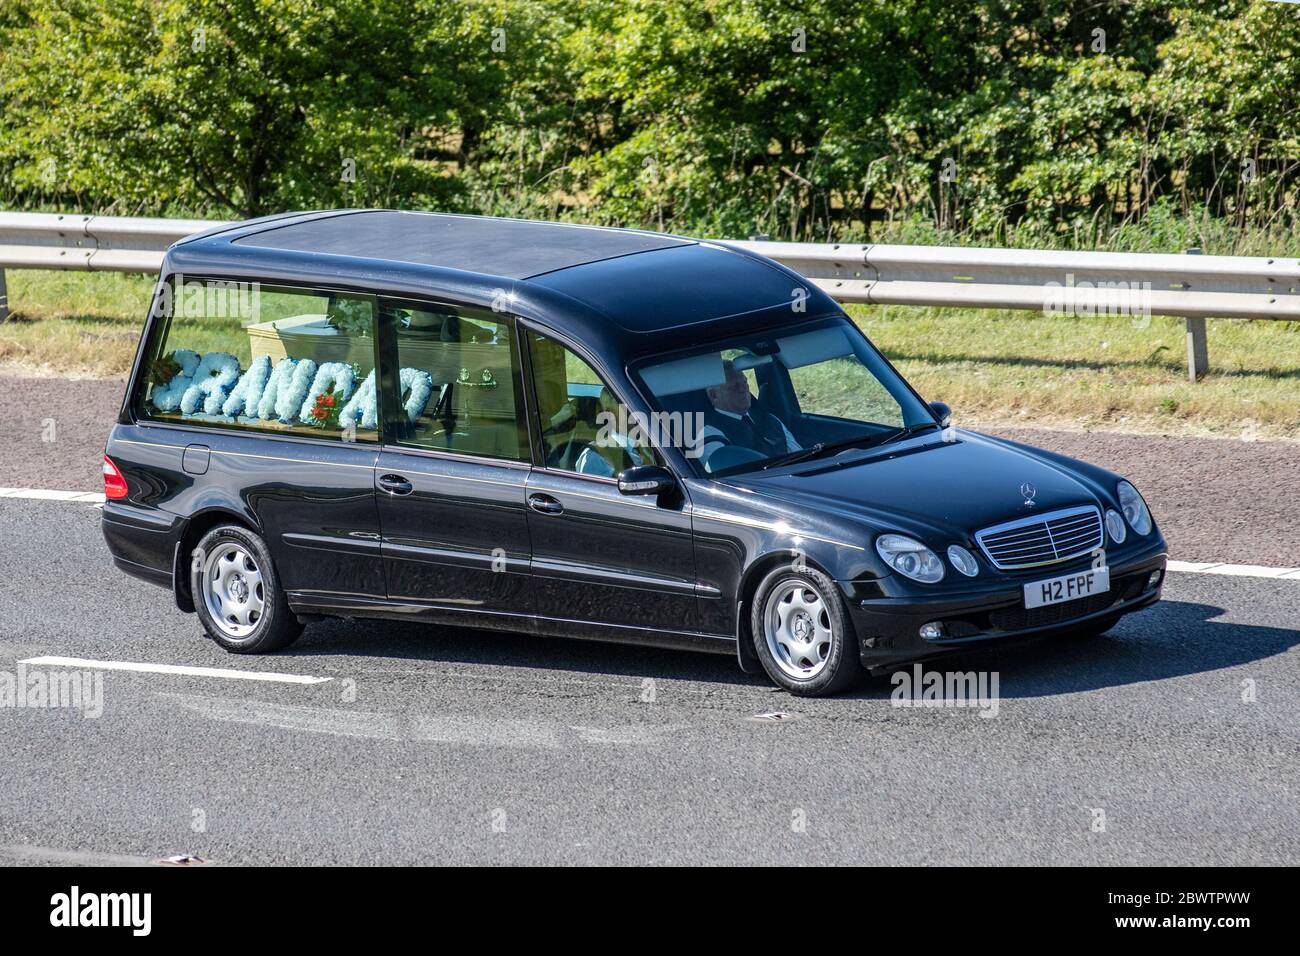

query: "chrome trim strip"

left=207, top=447, right=378, bottom=470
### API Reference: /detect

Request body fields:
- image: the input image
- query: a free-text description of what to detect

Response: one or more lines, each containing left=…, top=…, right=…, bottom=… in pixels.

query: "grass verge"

left=2, top=269, right=1297, bottom=439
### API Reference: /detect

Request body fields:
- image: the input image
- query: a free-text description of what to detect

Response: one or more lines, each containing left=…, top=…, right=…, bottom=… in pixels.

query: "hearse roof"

left=168, top=209, right=836, bottom=351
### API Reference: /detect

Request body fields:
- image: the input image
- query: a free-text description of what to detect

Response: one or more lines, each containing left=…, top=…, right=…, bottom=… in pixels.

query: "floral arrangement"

left=149, top=349, right=200, bottom=412
left=257, top=357, right=319, bottom=423
left=306, top=387, right=343, bottom=428
left=148, top=354, right=182, bottom=387
left=326, top=298, right=372, bottom=337
left=299, top=362, right=357, bottom=426
left=400, top=367, right=436, bottom=423
left=149, top=348, right=435, bottom=433
left=338, top=370, right=377, bottom=430
left=221, top=354, right=272, bottom=418
left=180, top=352, right=242, bottom=416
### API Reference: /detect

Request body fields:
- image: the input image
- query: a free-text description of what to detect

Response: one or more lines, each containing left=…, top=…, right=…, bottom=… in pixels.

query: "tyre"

left=191, top=524, right=303, bottom=653
left=750, top=565, right=861, bottom=696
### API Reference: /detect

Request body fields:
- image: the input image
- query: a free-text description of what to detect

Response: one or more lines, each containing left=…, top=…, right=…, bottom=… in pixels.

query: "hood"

left=723, top=430, right=1110, bottom=544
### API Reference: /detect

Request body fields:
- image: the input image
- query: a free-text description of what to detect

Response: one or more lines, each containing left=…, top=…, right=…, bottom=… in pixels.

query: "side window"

left=526, top=330, right=656, bottom=478
left=135, top=276, right=378, bottom=442
left=386, top=300, right=529, bottom=461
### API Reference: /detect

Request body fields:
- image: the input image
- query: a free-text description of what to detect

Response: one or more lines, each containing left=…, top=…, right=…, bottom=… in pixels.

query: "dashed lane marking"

left=0, top=487, right=105, bottom=503
left=19, top=656, right=332, bottom=685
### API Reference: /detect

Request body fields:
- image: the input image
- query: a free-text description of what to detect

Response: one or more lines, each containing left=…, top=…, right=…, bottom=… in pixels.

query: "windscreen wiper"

left=874, top=420, right=941, bottom=448
left=759, top=432, right=895, bottom=471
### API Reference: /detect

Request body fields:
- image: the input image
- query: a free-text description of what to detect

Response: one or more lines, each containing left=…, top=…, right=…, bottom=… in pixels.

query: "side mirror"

left=617, top=464, right=676, bottom=497
left=928, top=401, right=952, bottom=428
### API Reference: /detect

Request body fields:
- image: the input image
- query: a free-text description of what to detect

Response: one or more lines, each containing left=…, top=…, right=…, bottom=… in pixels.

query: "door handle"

left=527, top=493, right=564, bottom=515
left=378, top=473, right=413, bottom=496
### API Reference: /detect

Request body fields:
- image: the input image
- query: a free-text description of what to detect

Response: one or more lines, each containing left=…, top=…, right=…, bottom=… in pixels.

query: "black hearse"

left=103, top=210, right=1166, bottom=695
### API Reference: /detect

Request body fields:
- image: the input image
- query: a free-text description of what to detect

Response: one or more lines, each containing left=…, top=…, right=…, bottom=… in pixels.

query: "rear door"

left=373, top=298, right=535, bottom=619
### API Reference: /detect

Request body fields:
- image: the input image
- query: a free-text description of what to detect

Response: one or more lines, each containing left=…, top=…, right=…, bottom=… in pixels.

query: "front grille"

left=975, top=506, right=1103, bottom=570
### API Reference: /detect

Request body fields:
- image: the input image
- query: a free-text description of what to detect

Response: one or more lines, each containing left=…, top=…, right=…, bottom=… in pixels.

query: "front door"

left=521, top=328, right=697, bottom=634
left=374, top=298, right=535, bottom=619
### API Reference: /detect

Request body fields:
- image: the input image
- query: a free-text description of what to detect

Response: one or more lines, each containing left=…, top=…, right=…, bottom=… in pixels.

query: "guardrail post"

left=1184, top=248, right=1208, bottom=381
left=0, top=267, right=8, bottom=321
left=1185, top=316, right=1209, bottom=381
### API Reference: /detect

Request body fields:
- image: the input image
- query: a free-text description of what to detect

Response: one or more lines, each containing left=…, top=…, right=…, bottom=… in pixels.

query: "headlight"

left=876, top=534, right=945, bottom=583
left=947, top=544, right=980, bottom=577
left=1117, top=480, right=1152, bottom=535
left=1104, top=509, right=1127, bottom=544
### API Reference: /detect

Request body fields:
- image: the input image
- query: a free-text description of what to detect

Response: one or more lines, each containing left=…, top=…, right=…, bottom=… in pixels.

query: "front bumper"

left=845, top=543, right=1167, bottom=672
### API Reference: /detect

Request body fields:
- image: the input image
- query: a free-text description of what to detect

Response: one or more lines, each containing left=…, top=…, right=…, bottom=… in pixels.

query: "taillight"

left=103, top=456, right=128, bottom=499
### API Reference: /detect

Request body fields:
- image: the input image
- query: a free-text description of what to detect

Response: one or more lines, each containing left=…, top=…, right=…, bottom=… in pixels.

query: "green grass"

left=1, top=270, right=155, bottom=376
left=2, top=269, right=1297, bottom=439
left=848, top=304, right=1300, bottom=440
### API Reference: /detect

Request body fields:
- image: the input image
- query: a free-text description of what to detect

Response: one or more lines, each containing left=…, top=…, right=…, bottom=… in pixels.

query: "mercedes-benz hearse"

left=103, top=211, right=1166, bottom=695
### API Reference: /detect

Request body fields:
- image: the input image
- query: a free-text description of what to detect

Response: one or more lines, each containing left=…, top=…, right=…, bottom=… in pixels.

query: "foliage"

left=1, top=0, right=1298, bottom=244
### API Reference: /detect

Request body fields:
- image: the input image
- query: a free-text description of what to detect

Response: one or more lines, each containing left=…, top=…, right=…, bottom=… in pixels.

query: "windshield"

left=632, top=316, right=936, bottom=476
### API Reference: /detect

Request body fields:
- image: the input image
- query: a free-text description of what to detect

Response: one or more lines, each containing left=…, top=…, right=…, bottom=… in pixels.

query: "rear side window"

left=384, top=298, right=529, bottom=461
left=135, top=277, right=379, bottom=442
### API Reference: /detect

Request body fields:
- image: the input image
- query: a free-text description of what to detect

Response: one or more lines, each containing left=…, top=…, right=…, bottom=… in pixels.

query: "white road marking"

left=0, top=487, right=105, bottom=503
left=156, top=692, right=682, bottom=747
left=3, top=487, right=1299, bottom=581
left=1166, top=560, right=1300, bottom=580
left=19, top=656, right=332, bottom=685
left=0, top=845, right=160, bottom=867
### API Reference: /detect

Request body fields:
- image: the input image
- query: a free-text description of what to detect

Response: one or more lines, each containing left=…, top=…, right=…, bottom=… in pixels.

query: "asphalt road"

left=0, top=497, right=1296, bottom=865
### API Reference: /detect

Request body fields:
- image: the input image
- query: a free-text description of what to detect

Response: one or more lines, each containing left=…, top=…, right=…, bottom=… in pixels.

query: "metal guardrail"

left=2, top=212, right=1297, bottom=381
left=724, top=240, right=1300, bottom=320
left=0, top=212, right=217, bottom=273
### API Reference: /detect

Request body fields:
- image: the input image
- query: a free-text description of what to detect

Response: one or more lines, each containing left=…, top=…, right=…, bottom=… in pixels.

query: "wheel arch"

left=734, top=548, right=838, bottom=674
left=172, top=507, right=262, bottom=613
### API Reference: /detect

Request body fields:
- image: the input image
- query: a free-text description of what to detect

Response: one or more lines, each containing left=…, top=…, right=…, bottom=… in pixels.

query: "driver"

left=701, top=359, right=800, bottom=464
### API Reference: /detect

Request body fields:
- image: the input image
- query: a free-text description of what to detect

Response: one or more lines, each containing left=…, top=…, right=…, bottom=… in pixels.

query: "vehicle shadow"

left=846, top=598, right=1300, bottom=700
left=283, top=617, right=769, bottom=689
left=280, top=598, right=1297, bottom=699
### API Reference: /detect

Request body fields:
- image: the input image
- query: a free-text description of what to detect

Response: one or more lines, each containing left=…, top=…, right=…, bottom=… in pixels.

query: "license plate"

left=1024, top=567, right=1110, bottom=609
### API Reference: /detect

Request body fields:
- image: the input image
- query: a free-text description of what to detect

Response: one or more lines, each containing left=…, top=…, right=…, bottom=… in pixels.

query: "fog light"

left=919, top=622, right=945, bottom=640
left=1147, top=569, right=1163, bottom=590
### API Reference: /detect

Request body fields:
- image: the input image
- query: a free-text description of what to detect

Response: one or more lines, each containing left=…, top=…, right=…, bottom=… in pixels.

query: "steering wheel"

left=546, top=437, right=597, bottom=472
left=703, top=444, right=766, bottom=474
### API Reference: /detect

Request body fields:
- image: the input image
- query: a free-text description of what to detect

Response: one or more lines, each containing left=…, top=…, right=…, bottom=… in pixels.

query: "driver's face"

left=709, top=366, right=752, bottom=414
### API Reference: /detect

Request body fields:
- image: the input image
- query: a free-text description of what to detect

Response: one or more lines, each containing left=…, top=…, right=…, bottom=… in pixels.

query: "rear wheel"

left=191, top=524, right=302, bottom=653
left=751, top=566, right=861, bottom=696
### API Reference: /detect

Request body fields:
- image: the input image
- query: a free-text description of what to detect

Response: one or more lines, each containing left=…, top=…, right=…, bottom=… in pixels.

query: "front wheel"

left=191, top=524, right=302, bottom=653
left=751, top=566, right=861, bottom=696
